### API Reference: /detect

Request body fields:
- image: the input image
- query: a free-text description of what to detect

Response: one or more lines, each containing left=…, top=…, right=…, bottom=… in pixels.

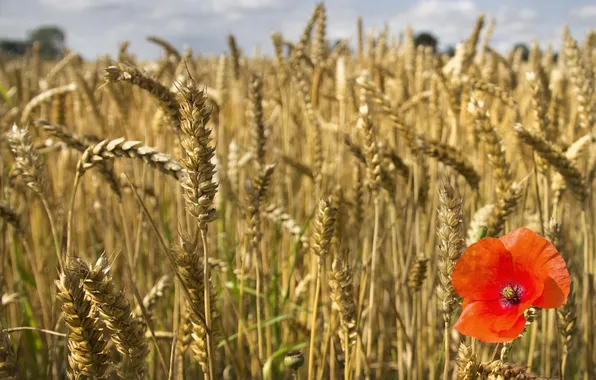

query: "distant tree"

left=444, top=45, right=456, bottom=57
left=552, top=52, right=559, bottom=63
left=0, top=40, right=31, bottom=56
left=513, top=43, right=530, bottom=61
left=27, top=25, right=66, bottom=59
left=414, top=32, right=439, bottom=52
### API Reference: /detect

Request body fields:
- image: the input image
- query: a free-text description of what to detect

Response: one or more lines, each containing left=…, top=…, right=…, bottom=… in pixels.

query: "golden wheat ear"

left=56, top=264, right=110, bottom=379
left=72, top=255, right=149, bottom=378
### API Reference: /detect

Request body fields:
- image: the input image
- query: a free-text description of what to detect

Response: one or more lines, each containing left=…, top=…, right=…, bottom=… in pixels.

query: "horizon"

left=1, top=1, right=595, bottom=60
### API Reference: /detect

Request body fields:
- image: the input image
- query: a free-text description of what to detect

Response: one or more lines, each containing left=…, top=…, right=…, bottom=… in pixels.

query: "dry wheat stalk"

left=437, top=183, right=466, bottom=379
left=77, top=137, right=185, bottom=181
left=227, top=35, right=241, bottom=81
left=35, top=120, right=121, bottom=197
left=227, top=141, right=240, bottom=194
left=544, top=219, right=576, bottom=378
left=456, top=343, right=478, bottom=380
left=0, top=202, right=22, bottom=234
left=313, top=2, right=327, bottom=67
left=264, top=204, right=309, bottom=248
left=136, top=275, right=171, bottom=320
left=468, top=95, right=512, bottom=195
left=6, top=124, right=48, bottom=195
left=20, top=83, right=76, bottom=125
left=407, top=255, right=429, bottom=292
left=356, top=74, right=382, bottom=197
left=466, top=204, right=494, bottom=245
left=105, top=64, right=181, bottom=130
left=42, top=51, right=80, bottom=86
left=436, top=183, right=465, bottom=326
left=56, top=264, right=110, bottom=379
left=310, top=197, right=338, bottom=259
left=291, top=56, right=324, bottom=189
left=0, top=320, right=17, bottom=380
left=293, top=3, right=321, bottom=60
left=307, top=195, right=338, bottom=378
left=477, top=360, right=553, bottom=379
left=515, top=123, right=587, bottom=202
left=69, top=64, right=106, bottom=131
left=35, top=119, right=99, bottom=152
left=170, top=238, right=221, bottom=377
left=177, top=78, right=218, bottom=230
left=249, top=74, right=266, bottom=168
left=552, top=134, right=592, bottom=207
left=486, top=181, right=524, bottom=237
left=329, top=250, right=358, bottom=352
left=147, top=36, right=181, bottom=61
left=564, top=36, right=594, bottom=130
left=73, top=256, right=149, bottom=378
left=357, top=75, right=481, bottom=188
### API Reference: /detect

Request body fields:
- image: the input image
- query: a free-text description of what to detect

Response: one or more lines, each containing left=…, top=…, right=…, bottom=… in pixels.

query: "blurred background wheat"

left=0, top=2, right=595, bottom=379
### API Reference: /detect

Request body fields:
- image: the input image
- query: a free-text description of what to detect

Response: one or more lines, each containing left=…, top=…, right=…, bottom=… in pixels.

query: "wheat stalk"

left=56, top=264, right=110, bottom=379
left=74, top=256, right=149, bottom=378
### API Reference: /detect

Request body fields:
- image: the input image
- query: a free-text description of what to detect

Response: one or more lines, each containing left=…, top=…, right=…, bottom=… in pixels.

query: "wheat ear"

left=74, top=256, right=149, bottom=378
left=105, top=64, right=181, bottom=130
left=246, top=164, right=276, bottom=361
left=329, top=249, right=357, bottom=379
left=6, top=124, right=63, bottom=270
left=0, top=320, right=18, bottom=380
left=249, top=73, right=266, bottom=168
left=307, top=196, right=338, bottom=379
left=136, top=275, right=172, bottom=320
left=515, top=124, right=587, bottom=202
left=56, top=264, right=110, bottom=379
left=146, top=35, right=181, bottom=61
left=77, top=137, right=185, bottom=181
left=468, top=95, right=512, bottom=195
left=437, top=183, right=466, bottom=379
left=171, top=238, right=221, bottom=378
left=20, top=83, right=76, bottom=125
left=357, top=75, right=480, bottom=188
left=177, top=77, right=220, bottom=378
left=564, top=36, right=594, bottom=130
left=35, top=120, right=121, bottom=198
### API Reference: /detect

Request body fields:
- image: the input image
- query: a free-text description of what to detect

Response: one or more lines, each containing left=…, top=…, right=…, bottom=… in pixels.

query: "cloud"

left=570, top=5, right=596, bottom=20
left=40, top=0, right=137, bottom=11
left=1, top=0, right=593, bottom=59
left=388, top=0, right=481, bottom=47
left=386, top=1, right=564, bottom=52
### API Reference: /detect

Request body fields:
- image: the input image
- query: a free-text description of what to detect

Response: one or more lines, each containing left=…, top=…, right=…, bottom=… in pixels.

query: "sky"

left=1, top=0, right=595, bottom=60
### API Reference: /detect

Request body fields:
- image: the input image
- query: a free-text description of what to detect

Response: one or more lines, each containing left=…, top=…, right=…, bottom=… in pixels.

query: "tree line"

left=0, top=25, right=66, bottom=59
left=0, top=26, right=537, bottom=61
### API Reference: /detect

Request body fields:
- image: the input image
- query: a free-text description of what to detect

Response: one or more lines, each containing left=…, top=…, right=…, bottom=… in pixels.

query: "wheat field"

left=0, top=4, right=595, bottom=379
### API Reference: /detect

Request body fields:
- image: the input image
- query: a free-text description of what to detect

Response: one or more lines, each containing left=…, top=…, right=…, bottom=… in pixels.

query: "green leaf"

left=0, top=81, right=13, bottom=107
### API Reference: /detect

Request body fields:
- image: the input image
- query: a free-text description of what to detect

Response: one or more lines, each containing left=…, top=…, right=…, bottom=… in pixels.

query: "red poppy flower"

left=452, top=227, right=570, bottom=343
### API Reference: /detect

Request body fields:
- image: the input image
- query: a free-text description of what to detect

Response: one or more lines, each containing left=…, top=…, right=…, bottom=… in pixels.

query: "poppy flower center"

left=500, top=283, right=522, bottom=306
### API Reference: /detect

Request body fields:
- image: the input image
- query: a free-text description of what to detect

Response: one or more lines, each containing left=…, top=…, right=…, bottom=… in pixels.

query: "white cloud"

left=40, top=0, right=130, bottom=11
left=388, top=0, right=481, bottom=47
left=386, top=1, right=563, bottom=53
left=2, top=0, right=594, bottom=59
left=570, top=5, right=596, bottom=20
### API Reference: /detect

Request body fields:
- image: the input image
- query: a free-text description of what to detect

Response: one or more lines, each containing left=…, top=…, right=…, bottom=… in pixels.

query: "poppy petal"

left=512, top=262, right=543, bottom=310
left=454, top=300, right=525, bottom=343
left=533, top=276, right=567, bottom=308
left=500, top=228, right=570, bottom=307
left=452, top=238, right=514, bottom=301
left=495, top=314, right=527, bottom=341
